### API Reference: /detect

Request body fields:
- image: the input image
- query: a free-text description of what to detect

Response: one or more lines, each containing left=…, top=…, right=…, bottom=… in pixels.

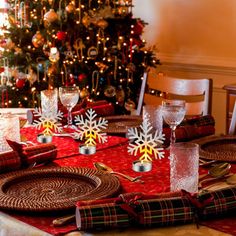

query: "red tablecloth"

left=2, top=127, right=236, bottom=235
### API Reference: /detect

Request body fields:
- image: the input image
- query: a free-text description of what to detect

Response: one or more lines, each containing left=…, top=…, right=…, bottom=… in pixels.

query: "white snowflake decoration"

left=127, top=114, right=165, bottom=162
left=74, top=108, right=108, bottom=146
left=33, top=107, right=63, bottom=135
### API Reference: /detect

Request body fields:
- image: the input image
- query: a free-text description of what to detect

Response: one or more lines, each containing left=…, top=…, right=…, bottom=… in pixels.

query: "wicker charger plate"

left=194, top=135, right=236, bottom=162
left=105, top=115, right=142, bottom=134
left=0, top=167, right=120, bottom=212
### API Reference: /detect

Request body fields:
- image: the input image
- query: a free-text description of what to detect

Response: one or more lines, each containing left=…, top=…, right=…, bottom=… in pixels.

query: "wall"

left=133, top=0, right=236, bottom=134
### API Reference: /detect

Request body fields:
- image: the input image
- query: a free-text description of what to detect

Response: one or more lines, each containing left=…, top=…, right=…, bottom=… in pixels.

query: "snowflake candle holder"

left=127, top=113, right=165, bottom=172
left=74, top=108, right=108, bottom=154
left=32, top=107, right=63, bottom=143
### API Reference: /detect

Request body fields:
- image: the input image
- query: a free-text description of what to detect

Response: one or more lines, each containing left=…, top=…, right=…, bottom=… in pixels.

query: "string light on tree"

left=2, top=0, right=159, bottom=110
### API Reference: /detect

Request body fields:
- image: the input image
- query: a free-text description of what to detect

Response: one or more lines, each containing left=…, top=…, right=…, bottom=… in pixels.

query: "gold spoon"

left=199, top=162, right=231, bottom=180
left=199, top=162, right=231, bottom=188
left=200, top=174, right=236, bottom=193
left=94, top=162, right=144, bottom=183
left=226, top=174, right=236, bottom=185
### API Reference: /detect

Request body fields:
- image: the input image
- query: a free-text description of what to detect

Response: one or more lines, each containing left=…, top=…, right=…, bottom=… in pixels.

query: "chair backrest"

left=144, top=70, right=213, bottom=116
left=228, top=100, right=236, bottom=134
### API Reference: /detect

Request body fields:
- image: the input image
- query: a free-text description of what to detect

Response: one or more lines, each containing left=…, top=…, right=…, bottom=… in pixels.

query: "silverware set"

left=198, top=160, right=236, bottom=192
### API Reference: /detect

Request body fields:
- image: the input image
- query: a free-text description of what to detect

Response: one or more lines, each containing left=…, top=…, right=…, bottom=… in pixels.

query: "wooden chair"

left=143, top=70, right=213, bottom=117
left=228, top=100, right=236, bottom=134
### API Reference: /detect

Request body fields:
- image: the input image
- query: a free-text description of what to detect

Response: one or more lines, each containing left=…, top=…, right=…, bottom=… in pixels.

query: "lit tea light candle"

left=132, top=160, right=152, bottom=172
left=37, top=134, right=53, bottom=143
left=79, top=144, right=96, bottom=155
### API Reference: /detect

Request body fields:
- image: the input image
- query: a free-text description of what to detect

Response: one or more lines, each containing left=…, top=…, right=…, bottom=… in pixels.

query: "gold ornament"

left=87, top=46, right=98, bottom=59
left=43, top=42, right=51, bottom=56
left=5, top=38, right=15, bottom=50
left=117, top=6, right=129, bottom=15
left=104, top=85, right=116, bottom=98
left=47, top=63, right=57, bottom=77
left=27, top=67, right=37, bottom=85
left=97, top=6, right=114, bottom=18
left=82, top=13, right=91, bottom=28
left=44, top=9, right=58, bottom=27
left=32, top=31, right=45, bottom=48
left=66, top=2, right=75, bottom=13
left=125, top=99, right=136, bottom=111
left=116, top=86, right=125, bottom=105
left=80, top=88, right=90, bottom=99
left=96, top=19, right=108, bottom=29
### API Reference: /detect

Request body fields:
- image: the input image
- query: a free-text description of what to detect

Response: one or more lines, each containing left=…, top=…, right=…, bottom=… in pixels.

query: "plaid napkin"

left=0, top=150, right=21, bottom=173
left=163, top=115, right=215, bottom=128
left=75, top=187, right=236, bottom=230
left=163, top=115, right=215, bottom=145
left=6, top=140, right=57, bottom=167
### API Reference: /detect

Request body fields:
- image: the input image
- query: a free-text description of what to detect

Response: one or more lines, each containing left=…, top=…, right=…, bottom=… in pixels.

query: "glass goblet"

left=162, top=100, right=186, bottom=144
left=59, top=86, right=79, bottom=129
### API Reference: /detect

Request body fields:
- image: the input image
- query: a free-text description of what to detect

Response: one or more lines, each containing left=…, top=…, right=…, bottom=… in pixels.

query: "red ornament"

left=57, top=31, right=67, bottom=41
left=78, top=73, right=87, bottom=82
left=16, top=78, right=26, bottom=89
left=132, top=38, right=143, bottom=47
left=0, top=67, right=4, bottom=73
left=133, top=20, right=144, bottom=35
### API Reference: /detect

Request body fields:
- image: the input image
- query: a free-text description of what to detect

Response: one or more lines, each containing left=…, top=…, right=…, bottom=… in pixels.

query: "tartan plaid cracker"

left=0, top=151, right=21, bottom=173
left=136, top=197, right=194, bottom=226
left=76, top=201, right=130, bottom=230
left=137, top=187, right=236, bottom=226
left=203, top=187, right=236, bottom=216
left=75, top=187, right=236, bottom=231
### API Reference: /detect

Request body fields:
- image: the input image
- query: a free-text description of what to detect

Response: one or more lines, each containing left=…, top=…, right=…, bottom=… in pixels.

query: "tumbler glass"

left=0, top=113, right=21, bottom=152
left=41, top=88, right=58, bottom=117
left=142, top=105, right=163, bottom=134
left=170, top=142, right=199, bottom=193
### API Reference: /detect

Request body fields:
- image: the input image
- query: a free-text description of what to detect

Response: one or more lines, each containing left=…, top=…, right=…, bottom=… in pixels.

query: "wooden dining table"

left=0, top=125, right=235, bottom=236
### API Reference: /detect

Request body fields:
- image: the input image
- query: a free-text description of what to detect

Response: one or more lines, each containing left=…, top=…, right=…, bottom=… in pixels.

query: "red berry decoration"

left=78, top=73, right=87, bottom=82
left=57, top=31, right=67, bottom=41
left=133, top=20, right=144, bottom=35
left=16, top=78, right=26, bottom=89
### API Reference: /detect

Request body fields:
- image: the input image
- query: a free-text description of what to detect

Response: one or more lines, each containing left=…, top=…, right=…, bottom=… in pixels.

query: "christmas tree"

left=0, top=0, right=159, bottom=114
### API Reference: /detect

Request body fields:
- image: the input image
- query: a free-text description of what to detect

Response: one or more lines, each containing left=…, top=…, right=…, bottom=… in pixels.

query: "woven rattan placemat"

left=105, top=115, right=142, bottom=134
left=194, top=135, right=236, bottom=162
left=0, top=167, right=120, bottom=212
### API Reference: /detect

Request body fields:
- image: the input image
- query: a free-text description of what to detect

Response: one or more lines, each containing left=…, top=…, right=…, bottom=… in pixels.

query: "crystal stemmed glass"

left=162, top=100, right=186, bottom=144
left=59, top=86, right=79, bottom=129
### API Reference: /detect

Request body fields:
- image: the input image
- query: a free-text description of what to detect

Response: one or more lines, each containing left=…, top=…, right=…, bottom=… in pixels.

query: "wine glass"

left=59, top=86, right=79, bottom=129
left=162, top=100, right=186, bottom=144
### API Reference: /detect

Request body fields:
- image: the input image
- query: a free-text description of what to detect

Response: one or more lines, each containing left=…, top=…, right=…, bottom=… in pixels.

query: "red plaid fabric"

left=75, top=187, right=236, bottom=230
left=21, top=143, right=57, bottom=166
left=163, top=125, right=215, bottom=145
left=163, top=115, right=215, bottom=127
left=0, top=150, right=21, bottom=173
